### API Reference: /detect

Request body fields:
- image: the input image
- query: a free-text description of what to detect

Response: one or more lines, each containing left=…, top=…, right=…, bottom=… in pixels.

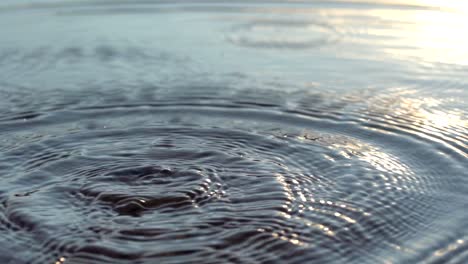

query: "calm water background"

left=0, top=1, right=467, bottom=263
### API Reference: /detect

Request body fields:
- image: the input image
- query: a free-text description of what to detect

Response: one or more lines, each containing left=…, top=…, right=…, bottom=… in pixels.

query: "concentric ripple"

left=0, top=85, right=466, bottom=264
left=226, top=19, right=339, bottom=49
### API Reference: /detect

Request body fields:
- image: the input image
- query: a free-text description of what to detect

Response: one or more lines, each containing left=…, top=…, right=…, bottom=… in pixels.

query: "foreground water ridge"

left=0, top=1, right=467, bottom=263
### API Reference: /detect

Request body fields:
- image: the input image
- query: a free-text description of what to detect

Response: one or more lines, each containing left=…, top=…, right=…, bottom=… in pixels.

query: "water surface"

left=0, top=1, right=467, bottom=263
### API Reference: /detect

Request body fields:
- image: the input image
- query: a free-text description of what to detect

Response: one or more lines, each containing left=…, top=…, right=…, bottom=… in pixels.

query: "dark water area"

left=0, top=1, right=467, bottom=263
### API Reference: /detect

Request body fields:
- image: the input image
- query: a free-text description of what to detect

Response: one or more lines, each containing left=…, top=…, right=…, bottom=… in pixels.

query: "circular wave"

left=226, top=19, right=339, bottom=49
left=0, top=86, right=465, bottom=264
